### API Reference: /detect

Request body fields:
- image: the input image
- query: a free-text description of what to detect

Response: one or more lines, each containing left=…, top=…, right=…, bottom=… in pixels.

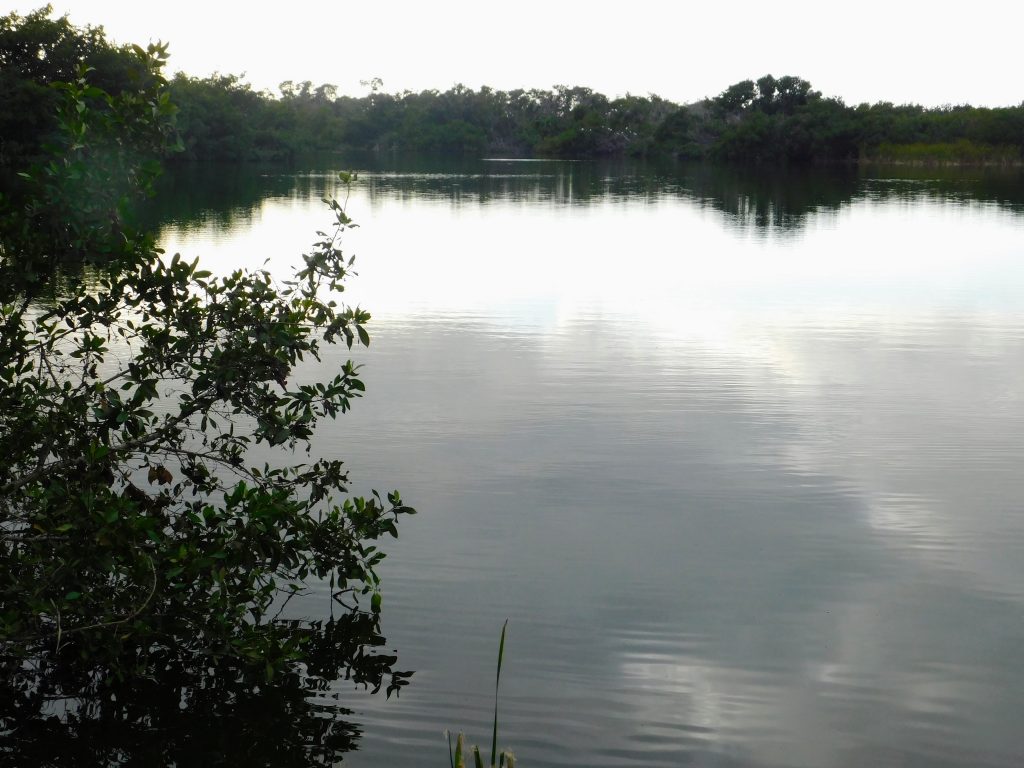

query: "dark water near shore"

left=156, top=158, right=1024, bottom=768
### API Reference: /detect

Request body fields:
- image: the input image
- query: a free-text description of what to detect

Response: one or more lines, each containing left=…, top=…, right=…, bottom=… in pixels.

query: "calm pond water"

left=156, top=159, right=1024, bottom=768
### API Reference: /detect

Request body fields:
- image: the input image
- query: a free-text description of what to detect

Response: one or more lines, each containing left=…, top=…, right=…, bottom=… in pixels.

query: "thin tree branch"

left=0, top=404, right=204, bottom=496
left=57, top=553, right=158, bottom=641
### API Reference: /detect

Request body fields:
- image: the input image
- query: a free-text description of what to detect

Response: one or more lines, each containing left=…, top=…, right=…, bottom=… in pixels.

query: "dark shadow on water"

left=0, top=609, right=411, bottom=767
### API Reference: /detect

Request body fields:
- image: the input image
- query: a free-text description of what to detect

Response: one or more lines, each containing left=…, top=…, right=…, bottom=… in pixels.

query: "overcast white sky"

left=18, top=1, right=1024, bottom=107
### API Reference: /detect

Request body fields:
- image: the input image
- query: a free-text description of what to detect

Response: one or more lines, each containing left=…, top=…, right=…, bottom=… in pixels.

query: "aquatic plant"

left=446, top=620, right=515, bottom=768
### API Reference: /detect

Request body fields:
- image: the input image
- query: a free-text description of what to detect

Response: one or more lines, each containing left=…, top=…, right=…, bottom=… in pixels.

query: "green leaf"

left=491, top=620, right=508, bottom=767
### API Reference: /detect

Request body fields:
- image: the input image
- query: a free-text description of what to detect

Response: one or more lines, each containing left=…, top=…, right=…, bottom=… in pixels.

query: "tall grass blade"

left=455, top=732, right=465, bottom=768
left=490, top=619, right=508, bottom=767
left=473, top=745, right=485, bottom=768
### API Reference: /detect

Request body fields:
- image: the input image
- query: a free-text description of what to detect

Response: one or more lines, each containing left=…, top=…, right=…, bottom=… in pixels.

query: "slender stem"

left=58, top=553, right=157, bottom=637
left=491, top=619, right=508, bottom=767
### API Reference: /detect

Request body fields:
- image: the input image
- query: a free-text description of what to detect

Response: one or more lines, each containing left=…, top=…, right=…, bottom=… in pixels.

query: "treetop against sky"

left=14, top=0, right=1024, bottom=108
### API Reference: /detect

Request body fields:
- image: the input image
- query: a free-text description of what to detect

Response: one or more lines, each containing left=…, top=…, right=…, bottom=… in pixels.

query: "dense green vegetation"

left=1, top=9, right=412, bottom=763
left=3, top=7, right=1023, bottom=166
left=0, top=6, right=161, bottom=164
left=162, top=74, right=1024, bottom=165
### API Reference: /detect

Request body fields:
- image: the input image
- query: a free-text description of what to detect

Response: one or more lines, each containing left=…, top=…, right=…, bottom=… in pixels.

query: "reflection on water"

left=154, top=159, right=1024, bottom=768
left=150, top=156, right=1024, bottom=236
left=2, top=610, right=409, bottom=766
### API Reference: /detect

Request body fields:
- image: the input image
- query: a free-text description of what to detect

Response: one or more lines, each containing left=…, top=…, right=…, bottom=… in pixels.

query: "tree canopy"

left=161, top=73, right=1024, bottom=165
left=3, top=9, right=1022, bottom=166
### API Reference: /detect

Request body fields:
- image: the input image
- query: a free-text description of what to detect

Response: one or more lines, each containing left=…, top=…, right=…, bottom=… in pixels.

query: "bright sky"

left=19, top=1, right=1024, bottom=107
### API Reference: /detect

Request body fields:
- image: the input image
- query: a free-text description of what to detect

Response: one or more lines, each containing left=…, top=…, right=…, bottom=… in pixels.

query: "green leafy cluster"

left=0, top=21, right=414, bottom=762
left=0, top=5, right=161, bottom=165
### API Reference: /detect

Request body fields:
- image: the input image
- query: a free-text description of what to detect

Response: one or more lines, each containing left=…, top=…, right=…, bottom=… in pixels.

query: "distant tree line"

left=3, top=8, right=1023, bottom=166
left=159, top=75, right=1024, bottom=165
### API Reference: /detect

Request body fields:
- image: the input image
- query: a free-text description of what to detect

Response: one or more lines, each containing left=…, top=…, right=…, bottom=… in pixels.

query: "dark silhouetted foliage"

left=2, top=10, right=1021, bottom=167
left=1, top=11, right=414, bottom=762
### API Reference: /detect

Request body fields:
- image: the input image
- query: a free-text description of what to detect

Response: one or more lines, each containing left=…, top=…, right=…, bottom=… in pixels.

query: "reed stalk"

left=446, top=620, right=515, bottom=767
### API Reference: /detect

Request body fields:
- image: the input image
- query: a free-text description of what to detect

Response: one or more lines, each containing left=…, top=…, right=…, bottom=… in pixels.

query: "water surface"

left=158, top=159, right=1024, bottom=768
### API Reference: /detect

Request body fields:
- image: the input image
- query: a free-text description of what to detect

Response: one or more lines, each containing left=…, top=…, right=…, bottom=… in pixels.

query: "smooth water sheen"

left=157, top=160, right=1024, bottom=768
